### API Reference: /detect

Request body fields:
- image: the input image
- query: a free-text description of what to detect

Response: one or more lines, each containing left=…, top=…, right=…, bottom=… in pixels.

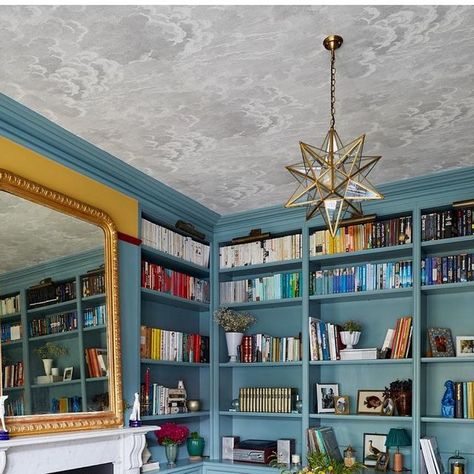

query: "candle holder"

left=448, top=450, right=466, bottom=474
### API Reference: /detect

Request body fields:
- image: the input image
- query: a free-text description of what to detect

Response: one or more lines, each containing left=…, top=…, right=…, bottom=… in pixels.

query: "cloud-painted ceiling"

left=1, top=5, right=473, bottom=214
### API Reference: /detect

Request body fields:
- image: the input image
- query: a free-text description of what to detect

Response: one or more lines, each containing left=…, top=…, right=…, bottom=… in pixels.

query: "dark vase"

left=186, top=436, right=205, bottom=459
left=396, top=391, right=412, bottom=416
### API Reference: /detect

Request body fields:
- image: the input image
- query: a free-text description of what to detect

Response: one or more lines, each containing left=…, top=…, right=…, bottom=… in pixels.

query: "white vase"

left=225, top=332, right=244, bottom=362
left=42, top=358, right=53, bottom=376
left=340, top=331, right=361, bottom=349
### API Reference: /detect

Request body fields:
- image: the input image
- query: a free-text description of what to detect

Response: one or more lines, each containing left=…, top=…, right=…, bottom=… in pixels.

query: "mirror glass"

left=0, top=190, right=109, bottom=417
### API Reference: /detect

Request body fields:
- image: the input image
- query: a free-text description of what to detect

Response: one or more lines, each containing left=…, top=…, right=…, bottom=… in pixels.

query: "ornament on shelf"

left=129, top=392, right=142, bottom=427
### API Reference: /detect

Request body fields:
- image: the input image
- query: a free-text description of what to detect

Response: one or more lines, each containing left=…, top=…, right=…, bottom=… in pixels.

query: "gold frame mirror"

left=0, top=169, right=123, bottom=435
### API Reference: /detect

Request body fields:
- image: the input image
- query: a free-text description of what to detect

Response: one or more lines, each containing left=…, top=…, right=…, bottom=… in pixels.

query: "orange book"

left=391, top=318, right=401, bottom=359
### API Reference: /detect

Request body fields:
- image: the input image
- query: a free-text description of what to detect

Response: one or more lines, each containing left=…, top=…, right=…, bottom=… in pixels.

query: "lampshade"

left=385, top=428, right=411, bottom=448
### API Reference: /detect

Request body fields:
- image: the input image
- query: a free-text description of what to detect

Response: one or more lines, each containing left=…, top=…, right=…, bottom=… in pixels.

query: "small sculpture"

left=0, top=395, right=9, bottom=440
left=129, top=392, right=142, bottom=427
left=441, top=380, right=455, bottom=418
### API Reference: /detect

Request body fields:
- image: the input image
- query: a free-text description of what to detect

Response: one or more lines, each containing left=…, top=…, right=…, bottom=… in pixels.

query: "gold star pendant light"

left=285, top=35, right=383, bottom=237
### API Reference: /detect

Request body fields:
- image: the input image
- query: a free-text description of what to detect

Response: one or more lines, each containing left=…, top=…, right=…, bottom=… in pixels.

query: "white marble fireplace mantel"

left=0, top=426, right=158, bottom=474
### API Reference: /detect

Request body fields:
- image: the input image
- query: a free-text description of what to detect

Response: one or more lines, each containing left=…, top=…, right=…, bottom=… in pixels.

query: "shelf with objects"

left=216, top=229, right=305, bottom=463
left=307, top=212, right=415, bottom=472
left=139, top=216, right=212, bottom=466
left=419, top=201, right=474, bottom=471
left=0, top=248, right=109, bottom=418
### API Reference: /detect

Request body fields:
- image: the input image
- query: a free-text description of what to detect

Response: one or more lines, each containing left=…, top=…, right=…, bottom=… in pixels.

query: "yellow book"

left=468, top=382, right=474, bottom=419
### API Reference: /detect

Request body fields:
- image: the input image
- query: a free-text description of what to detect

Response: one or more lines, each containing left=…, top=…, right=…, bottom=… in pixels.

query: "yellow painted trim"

left=0, top=136, right=138, bottom=237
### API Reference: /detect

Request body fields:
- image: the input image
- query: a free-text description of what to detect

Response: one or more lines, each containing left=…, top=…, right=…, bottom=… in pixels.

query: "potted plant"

left=186, top=431, right=205, bottom=460
left=34, top=342, right=68, bottom=376
left=214, top=307, right=256, bottom=362
left=280, top=450, right=365, bottom=473
left=155, top=422, right=189, bottom=465
left=384, top=379, right=412, bottom=416
left=340, top=320, right=362, bottom=349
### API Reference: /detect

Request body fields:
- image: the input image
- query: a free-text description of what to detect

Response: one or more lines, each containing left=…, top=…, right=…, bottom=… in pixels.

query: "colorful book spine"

left=421, top=253, right=474, bottom=285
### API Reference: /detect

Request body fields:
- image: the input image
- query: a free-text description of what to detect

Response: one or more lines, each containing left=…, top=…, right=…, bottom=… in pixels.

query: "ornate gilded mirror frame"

left=0, top=169, right=123, bottom=435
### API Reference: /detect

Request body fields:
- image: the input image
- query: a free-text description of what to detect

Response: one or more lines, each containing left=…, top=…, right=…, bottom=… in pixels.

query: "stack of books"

left=451, top=381, right=474, bottom=419
left=238, top=387, right=298, bottom=413
left=29, top=311, right=77, bottom=337
left=340, top=348, right=379, bottom=360
left=419, top=437, right=445, bottom=474
left=385, top=316, right=413, bottom=359
left=1, top=322, right=22, bottom=342
left=307, top=426, right=342, bottom=461
left=422, top=207, right=474, bottom=241
left=238, top=333, right=301, bottom=363
left=3, top=361, right=24, bottom=388
left=85, top=348, right=108, bottom=378
left=309, top=318, right=344, bottom=361
left=421, top=253, right=473, bottom=285
left=82, top=270, right=106, bottom=296
left=0, top=294, right=20, bottom=316
left=83, top=304, right=106, bottom=327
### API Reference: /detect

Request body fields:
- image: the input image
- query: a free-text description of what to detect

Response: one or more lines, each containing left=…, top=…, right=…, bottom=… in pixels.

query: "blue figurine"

left=441, top=380, right=455, bottom=418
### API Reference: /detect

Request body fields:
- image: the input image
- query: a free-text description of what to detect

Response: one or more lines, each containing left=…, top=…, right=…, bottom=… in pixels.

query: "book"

left=339, top=348, right=378, bottom=360
left=141, top=461, right=160, bottom=472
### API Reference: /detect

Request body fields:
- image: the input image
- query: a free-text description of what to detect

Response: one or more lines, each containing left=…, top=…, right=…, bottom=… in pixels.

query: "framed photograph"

left=357, top=390, right=385, bottom=415
left=316, top=383, right=339, bottom=413
left=428, top=327, right=455, bottom=357
left=63, top=367, right=73, bottom=381
left=381, top=397, right=395, bottom=416
left=456, top=336, right=474, bottom=357
left=363, top=433, right=387, bottom=467
left=375, top=451, right=390, bottom=471
left=334, top=395, right=350, bottom=415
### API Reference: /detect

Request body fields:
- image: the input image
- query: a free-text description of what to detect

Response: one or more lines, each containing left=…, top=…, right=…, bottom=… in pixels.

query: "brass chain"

left=330, top=49, right=336, bottom=129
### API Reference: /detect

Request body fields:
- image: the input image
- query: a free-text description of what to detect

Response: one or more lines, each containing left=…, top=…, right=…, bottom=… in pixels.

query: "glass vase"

left=165, top=444, right=178, bottom=465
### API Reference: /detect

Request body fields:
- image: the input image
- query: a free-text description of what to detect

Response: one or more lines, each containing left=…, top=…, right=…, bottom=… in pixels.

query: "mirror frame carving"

left=0, top=169, right=123, bottom=435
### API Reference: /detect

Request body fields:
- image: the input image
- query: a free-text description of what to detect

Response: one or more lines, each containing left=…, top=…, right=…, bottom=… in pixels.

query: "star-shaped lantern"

left=285, top=128, right=383, bottom=236
left=285, top=35, right=383, bottom=236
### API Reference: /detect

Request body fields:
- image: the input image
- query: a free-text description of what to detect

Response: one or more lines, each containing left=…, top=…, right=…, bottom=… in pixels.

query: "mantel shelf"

left=142, top=245, right=210, bottom=278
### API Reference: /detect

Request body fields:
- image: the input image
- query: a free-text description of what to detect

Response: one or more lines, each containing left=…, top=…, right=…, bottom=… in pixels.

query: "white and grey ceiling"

left=1, top=5, right=474, bottom=215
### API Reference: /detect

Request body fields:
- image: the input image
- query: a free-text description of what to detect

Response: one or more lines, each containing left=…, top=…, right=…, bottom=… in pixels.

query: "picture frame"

left=375, top=451, right=390, bottom=471
left=357, top=390, right=385, bottom=415
left=427, top=327, right=455, bottom=357
left=63, top=367, right=73, bottom=381
left=456, top=336, right=474, bottom=357
left=381, top=397, right=395, bottom=416
left=334, top=395, right=350, bottom=415
left=363, top=433, right=387, bottom=467
left=316, top=383, right=339, bottom=413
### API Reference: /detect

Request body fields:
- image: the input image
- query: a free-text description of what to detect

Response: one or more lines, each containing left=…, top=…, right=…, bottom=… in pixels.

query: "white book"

left=382, top=328, right=395, bottom=350
left=141, top=460, right=160, bottom=472
left=420, top=438, right=437, bottom=474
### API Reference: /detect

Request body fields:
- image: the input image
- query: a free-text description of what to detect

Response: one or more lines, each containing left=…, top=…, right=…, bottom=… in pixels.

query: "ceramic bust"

left=129, top=392, right=142, bottom=427
left=441, top=380, right=455, bottom=418
left=0, top=395, right=9, bottom=439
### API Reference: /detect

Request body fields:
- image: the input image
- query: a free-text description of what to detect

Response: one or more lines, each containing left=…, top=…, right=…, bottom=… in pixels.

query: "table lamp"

left=385, top=428, right=411, bottom=472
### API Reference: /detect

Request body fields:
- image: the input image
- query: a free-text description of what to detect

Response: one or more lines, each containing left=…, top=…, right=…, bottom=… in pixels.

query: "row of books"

left=220, top=234, right=302, bottom=268
left=419, top=436, right=445, bottom=474
left=422, top=207, right=474, bottom=241
left=384, top=316, right=413, bottom=359
left=238, top=334, right=302, bottom=363
left=451, top=381, right=474, bottom=419
left=307, top=426, right=342, bottom=461
left=309, top=318, right=344, bottom=361
left=140, top=325, right=210, bottom=363
left=140, top=384, right=187, bottom=416
left=84, top=348, right=108, bottom=378
left=82, top=270, right=106, bottom=297
left=51, top=396, right=82, bottom=414
left=238, top=387, right=298, bottom=413
left=1, top=322, right=22, bottom=342
left=6, top=397, right=24, bottom=416
left=421, top=253, right=474, bottom=286
left=3, top=361, right=24, bottom=388
left=310, top=216, right=412, bottom=256
left=220, top=272, right=301, bottom=303
left=141, top=219, right=210, bottom=268
left=83, top=304, right=106, bottom=328
left=310, top=260, right=413, bottom=295
left=0, top=294, right=20, bottom=316
left=141, top=261, right=210, bottom=303
left=27, top=279, right=76, bottom=308
left=29, top=311, right=77, bottom=337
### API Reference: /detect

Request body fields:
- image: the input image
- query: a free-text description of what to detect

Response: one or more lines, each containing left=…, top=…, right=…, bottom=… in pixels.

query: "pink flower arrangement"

left=155, top=422, right=189, bottom=446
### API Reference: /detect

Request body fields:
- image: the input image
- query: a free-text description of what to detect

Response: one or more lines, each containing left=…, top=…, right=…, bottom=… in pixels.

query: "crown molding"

left=0, top=94, right=219, bottom=231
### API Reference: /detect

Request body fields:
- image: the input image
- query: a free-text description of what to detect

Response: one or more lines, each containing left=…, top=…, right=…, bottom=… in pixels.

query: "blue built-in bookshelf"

left=3, top=93, right=474, bottom=474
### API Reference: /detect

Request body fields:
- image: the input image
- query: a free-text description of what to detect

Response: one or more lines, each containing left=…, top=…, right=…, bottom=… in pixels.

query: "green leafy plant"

left=343, top=320, right=362, bottom=333
left=213, top=307, right=256, bottom=333
left=281, top=451, right=365, bottom=474
left=34, top=342, right=68, bottom=359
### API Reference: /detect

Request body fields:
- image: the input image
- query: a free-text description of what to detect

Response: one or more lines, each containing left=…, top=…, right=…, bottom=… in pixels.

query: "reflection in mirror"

left=0, top=190, right=109, bottom=417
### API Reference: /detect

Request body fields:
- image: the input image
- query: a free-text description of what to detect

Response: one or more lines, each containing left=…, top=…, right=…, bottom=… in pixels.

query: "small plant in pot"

left=34, top=342, right=68, bottom=376
left=186, top=431, right=205, bottom=460
left=214, top=307, right=256, bottom=362
left=340, top=320, right=362, bottom=349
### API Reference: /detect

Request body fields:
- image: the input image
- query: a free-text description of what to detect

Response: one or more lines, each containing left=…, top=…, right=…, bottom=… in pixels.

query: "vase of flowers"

left=155, top=422, right=189, bottom=465
left=214, top=307, right=256, bottom=362
left=340, top=320, right=362, bottom=349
